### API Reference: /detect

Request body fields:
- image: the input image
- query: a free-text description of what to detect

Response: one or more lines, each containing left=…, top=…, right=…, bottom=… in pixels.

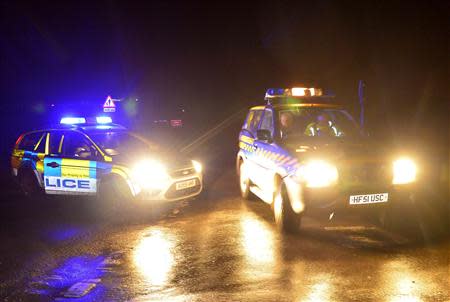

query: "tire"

left=239, top=161, right=254, bottom=200
left=18, top=169, right=42, bottom=197
left=273, top=180, right=302, bottom=233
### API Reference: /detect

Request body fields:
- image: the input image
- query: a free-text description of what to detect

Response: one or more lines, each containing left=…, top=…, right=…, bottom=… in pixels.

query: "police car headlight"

left=296, top=160, right=338, bottom=188
left=132, top=159, right=169, bottom=189
left=192, top=160, right=202, bottom=173
left=393, top=158, right=417, bottom=184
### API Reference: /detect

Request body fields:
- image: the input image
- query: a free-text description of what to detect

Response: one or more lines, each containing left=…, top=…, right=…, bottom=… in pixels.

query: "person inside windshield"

left=280, top=111, right=294, bottom=139
left=305, top=113, right=341, bottom=137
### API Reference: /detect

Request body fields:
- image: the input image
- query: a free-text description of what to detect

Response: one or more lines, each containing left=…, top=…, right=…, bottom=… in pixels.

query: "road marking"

left=63, top=281, right=97, bottom=298
left=27, top=251, right=124, bottom=299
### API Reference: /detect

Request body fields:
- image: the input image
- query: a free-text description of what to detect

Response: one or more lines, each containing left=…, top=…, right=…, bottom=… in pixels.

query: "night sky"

left=0, top=1, right=448, bottom=153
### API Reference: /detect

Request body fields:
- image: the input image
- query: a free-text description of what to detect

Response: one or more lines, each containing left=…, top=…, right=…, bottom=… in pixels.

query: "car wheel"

left=19, top=169, right=42, bottom=197
left=273, top=180, right=301, bottom=233
left=239, top=161, right=254, bottom=200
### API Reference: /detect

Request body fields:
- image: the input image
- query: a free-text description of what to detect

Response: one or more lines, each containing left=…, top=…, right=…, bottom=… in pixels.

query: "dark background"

left=0, top=1, right=448, bottom=168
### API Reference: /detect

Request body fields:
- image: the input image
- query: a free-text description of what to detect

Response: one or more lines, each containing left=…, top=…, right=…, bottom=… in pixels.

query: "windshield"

left=277, top=108, right=360, bottom=139
left=89, top=131, right=158, bottom=156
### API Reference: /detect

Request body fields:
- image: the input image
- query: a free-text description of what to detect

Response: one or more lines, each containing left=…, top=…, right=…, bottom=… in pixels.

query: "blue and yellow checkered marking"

left=239, top=135, right=300, bottom=170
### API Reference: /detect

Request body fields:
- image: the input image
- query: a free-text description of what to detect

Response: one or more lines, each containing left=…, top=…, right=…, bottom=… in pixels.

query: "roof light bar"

left=265, top=87, right=323, bottom=100
left=60, top=117, right=86, bottom=124
left=96, top=116, right=112, bottom=124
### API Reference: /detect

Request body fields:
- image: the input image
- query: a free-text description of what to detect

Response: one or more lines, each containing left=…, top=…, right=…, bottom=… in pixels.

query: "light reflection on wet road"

left=119, top=170, right=449, bottom=302
left=1, top=168, right=449, bottom=301
left=134, top=229, right=176, bottom=289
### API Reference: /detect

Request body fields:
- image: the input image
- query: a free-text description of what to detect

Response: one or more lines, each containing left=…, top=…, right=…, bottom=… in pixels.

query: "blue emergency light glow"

left=60, top=117, right=86, bottom=124
left=96, top=116, right=112, bottom=124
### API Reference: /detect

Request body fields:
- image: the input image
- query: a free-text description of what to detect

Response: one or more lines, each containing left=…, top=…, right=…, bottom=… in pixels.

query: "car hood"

left=111, top=151, right=193, bottom=171
left=283, top=137, right=389, bottom=164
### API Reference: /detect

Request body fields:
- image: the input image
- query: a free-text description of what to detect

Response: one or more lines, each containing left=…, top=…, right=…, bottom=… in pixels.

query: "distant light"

left=60, top=117, right=86, bottom=124
left=96, top=116, right=112, bottom=124
left=170, top=119, right=183, bottom=127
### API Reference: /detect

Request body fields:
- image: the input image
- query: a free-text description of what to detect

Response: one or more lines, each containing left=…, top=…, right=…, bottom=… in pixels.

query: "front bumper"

left=132, top=170, right=203, bottom=202
left=285, top=176, right=417, bottom=216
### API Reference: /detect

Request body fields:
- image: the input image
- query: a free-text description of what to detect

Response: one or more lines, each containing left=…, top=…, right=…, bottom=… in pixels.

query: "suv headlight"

left=392, top=157, right=417, bottom=184
left=192, top=160, right=202, bottom=173
left=296, top=160, right=338, bottom=188
left=131, top=159, right=169, bottom=189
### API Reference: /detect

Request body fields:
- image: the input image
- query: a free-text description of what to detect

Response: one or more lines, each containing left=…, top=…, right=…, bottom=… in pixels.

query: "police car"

left=11, top=116, right=203, bottom=205
left=237, top=87, right=418, bottom=232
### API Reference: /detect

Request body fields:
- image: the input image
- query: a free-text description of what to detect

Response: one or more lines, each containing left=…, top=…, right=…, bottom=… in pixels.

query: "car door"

left=252, top=108, right=277, bottom=191
left=43, top=130, right=99, bottom=195
left=242, top=109, right=266, bottom=188
left=13, top=131, right=47, bottom=186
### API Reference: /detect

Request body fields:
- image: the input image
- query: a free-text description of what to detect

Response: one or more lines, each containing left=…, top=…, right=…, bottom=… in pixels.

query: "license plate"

left=349, top=193, right=388, bottom=205
left=175, top=179, right=196, bottom=190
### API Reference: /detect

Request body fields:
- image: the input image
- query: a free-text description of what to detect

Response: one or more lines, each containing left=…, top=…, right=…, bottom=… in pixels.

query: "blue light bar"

left=96, top=116, right=112, bottom=124
left=60, top=117, right=86, bottom=124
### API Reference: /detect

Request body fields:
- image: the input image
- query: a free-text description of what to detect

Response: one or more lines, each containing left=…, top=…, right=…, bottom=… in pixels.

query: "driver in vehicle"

left=280, top=111, right=294, bottom=139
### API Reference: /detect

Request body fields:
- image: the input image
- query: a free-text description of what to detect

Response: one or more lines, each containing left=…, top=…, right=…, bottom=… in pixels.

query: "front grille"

left=170, top=167, right=196, bottom=178
left=165, top=178, right=201, bottom=199
left=342, top=163, right=391, bottom=186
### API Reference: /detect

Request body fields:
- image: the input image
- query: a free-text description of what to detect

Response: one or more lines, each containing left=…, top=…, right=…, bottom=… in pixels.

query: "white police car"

left=237, top=88, right=418, bottom=232
left=11, top=117, right=203, bottom=205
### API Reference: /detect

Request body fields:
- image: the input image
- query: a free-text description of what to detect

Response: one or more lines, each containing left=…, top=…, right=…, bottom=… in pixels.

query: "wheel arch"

left=99, top=170, right=136, bottom=197
left=236, top=152, right=245, bottom=176
left=18, top=163, right=43, bottom=188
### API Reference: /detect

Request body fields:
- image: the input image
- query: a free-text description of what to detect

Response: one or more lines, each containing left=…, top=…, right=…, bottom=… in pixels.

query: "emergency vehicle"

left=237, top=88, right=418, bottom=232
left=11, top=117, right=203, bottom=205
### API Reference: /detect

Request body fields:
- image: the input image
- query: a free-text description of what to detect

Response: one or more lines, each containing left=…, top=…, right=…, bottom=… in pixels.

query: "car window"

left=249, top=110, right=263, bottom=135
left=89, top=131, right=156, bottom=157
left=62, top=131, right=99, bottom=160
left=277, top=108, right=360, bottom=139
left=35, top=133, right=47, bottom=153
left=48, top=131, right=65, bottom=156
left=242, top=111, right=254, bottom=130
left=259, top=109, right=274, bottom=135
left=18, top=132, right=45, bottom=151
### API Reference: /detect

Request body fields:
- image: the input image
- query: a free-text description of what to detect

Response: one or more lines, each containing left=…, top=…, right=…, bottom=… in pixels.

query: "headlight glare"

left=297, top=160, right=338, bottom=188
left=131, top=159, right=169, bottom=189
left=393, top=158, right=417, bottom=184
left=192, top=160, right=202, bottom=173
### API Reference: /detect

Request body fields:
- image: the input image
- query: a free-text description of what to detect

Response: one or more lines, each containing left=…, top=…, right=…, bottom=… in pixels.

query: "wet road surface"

left=0, top=165, right=448, bottom=302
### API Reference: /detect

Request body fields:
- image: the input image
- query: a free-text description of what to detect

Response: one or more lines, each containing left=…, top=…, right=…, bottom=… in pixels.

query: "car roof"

left=19, top=123, right=127, bottom=136
left=250, top=103, right=342, bottom=111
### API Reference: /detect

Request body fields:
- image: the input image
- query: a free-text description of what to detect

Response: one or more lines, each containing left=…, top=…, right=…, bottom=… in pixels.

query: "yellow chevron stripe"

left=240, top=135, right=255, bottom=145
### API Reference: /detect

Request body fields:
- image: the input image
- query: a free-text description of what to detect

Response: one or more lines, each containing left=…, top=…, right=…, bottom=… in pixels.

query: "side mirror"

left=256, top=129, right=272, bottom=142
